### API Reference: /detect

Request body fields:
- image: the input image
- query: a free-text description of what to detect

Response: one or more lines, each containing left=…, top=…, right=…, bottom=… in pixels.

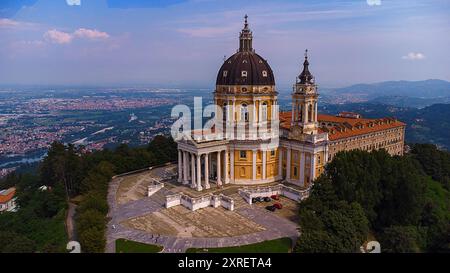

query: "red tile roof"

left=280, top=112, right=405, bottom=141
left=0, top=187, right=16, bottom=204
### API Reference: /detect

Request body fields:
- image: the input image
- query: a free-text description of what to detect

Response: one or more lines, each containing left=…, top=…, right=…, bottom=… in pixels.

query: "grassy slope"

left=115, top=239, right=163, bottom=253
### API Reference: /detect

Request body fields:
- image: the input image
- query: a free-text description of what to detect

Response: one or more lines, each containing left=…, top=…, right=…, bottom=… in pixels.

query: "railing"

left=165, top=192, right=235, bottom=211
left=239, top=183, right=311, bottom=203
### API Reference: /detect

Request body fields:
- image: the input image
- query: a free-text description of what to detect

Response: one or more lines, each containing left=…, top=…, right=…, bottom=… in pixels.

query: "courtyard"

left=106, top=164, right=300, bottom=253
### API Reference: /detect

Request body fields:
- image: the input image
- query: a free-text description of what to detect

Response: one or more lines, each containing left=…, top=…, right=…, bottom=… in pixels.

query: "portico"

left=177, top=140, right=230, bottom=191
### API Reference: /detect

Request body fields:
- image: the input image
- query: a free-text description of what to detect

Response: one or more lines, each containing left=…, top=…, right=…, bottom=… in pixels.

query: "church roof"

left=279, top=112, right=405, bottom=141
left=216, top=15, right=275, bottom=86
left=0, top=187, right=16, bottom=204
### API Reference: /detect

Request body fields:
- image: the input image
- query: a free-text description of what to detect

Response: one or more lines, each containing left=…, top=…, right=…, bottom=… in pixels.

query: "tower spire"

left=239, top=14, right=253, bottom=52
left=299, top=49, right=314, bottom=84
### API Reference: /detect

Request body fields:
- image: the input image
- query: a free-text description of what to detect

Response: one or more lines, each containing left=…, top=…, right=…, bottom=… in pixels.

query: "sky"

left=0, top=0, right=449, bottom=88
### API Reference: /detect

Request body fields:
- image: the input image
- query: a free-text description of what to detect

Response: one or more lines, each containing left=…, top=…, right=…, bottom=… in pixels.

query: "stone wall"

left=165, top=193, right=235, bottom=211
left=239, top=184, right=310, bottom=204
left=147, top=180, right=164, bottom=197
left=165, top=194, right=182, bottom=208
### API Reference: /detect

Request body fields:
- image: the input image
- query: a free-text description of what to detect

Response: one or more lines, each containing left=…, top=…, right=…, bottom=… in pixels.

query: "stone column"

left=291, top=99, right=295, bottom=125
left=278, top=148, right=283, bottom=179
left=310, top=154, right=316, bottom=182
left=183, top=151, right=188, bottom=184
left=191, top=153, right=196, bottom=188
left=230, top=149, right=235, bottom=182
left=209, top=153, right=212, bottom=178
left=204, top=153, right=210, bottom=189
left=300, top=152, right=305, bottom=187
left=286, top=148, right=291, bottom=181
left=227, top=100, right=231, bottom=122
left=224, top=150, right=229, bottom=184
left=304, top=102, right=308, bottom=124
left=197, top=154, right=202, bottom=191
left=178, top=150, right=182, bottom=183
left=315, top=102, right=318, bottom=122
left=252, top=150, right=257, bottom=181
left=253, top=100, right=257, bottom=125
left=217, top=151, right=222, bottom=186
left=262, top=150, right=267, bottom=180
left=258, top=99, right=262, bottom=123
left=232, top=99, right=236, bottom=122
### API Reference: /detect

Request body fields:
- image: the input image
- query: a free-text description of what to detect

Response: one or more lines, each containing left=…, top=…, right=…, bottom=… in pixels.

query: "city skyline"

left=0, top=0, right=449, bottom=88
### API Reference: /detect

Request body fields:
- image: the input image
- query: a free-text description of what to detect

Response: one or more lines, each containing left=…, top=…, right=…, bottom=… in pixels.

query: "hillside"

left=321, top=80, right=450, bottom=107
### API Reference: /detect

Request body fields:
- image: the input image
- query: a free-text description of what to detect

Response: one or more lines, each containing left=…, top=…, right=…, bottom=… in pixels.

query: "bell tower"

left=291, top=49, right=319, bottom=135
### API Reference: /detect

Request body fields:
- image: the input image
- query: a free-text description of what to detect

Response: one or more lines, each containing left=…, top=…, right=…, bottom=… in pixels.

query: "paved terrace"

left=106, top=164, right=300, bottom=253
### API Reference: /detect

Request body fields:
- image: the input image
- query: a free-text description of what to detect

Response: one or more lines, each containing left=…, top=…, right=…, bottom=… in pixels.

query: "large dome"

left=216, top=15, right=275, bottom=86
left=216, top=52, right=275, bottom=86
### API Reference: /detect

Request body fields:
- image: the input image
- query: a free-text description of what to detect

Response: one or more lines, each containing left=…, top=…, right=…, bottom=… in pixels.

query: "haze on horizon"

left=0, top=0, right=449, bottom=88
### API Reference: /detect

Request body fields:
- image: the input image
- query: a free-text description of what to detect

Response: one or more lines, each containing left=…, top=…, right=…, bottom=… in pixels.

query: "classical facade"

left=176, top=16, right=406, bottom=191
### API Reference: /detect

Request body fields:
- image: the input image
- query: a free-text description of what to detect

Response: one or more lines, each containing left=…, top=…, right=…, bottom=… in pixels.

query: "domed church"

left=175, top=16, right=406, bottom=191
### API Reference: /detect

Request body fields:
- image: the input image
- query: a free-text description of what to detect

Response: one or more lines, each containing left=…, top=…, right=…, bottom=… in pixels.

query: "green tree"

left=379, top=226, right=422, bottom=253
left=0, top=231, right=36, bottom=253
left=78, top=227, right=106, bottom=253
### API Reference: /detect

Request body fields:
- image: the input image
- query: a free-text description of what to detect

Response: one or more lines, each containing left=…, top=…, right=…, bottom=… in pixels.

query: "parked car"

left=263, top=197, right=271, bottom=202
left=271, top=195, right=280, bottom=200
left=256, top=197, right=264, bottom=202
left=273, top=203, right=283, bottom=209
left=252, top=198, right=258, bottom=203
left=266, top=205, right=276, bottom=212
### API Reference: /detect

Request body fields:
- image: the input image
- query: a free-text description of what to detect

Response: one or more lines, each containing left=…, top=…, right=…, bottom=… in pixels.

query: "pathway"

left=105, top=167, right=299, bottom=253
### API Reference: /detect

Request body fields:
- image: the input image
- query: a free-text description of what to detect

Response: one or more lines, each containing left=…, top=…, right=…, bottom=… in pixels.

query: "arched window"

left=262, top=70, right=268, bottom=77
left=223, top=102, right=228, bottom=121
left=298, top=104, right=302, bottom=122
left=241, top=71, right=248, bottom=77
left=261, top=102, right=268, bottom=121
left=308, top=104, right=313, bottom=122
left=240, top=103, right=249, bottom=122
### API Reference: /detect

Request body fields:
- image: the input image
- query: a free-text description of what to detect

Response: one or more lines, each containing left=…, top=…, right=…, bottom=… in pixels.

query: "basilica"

left=176, top=16, right=405, bottom=191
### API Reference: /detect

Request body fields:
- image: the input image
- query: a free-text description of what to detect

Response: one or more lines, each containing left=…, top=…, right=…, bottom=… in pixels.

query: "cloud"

left=0, top=18, right=36, bottom=29
left=66, top=0, right=81, bottom=6
left=74, top=28, right=109, bottom=39
left=402, top=52, right=426, bottom=60
left=0, top=18, right=20, bottom=28
left=44, top=29, right=73, bottom=44
left=367, top=0, right=382, bottom=6
left=43, top=28, right=110, bottom=44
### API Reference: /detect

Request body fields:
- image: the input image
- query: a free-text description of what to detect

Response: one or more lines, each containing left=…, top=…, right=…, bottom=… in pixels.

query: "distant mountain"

left=333, top=79, right=450, bottom=98
left=321, top=80, right=450, bottom=107
left=369, top=96, right=450, bottom=108
left=320, top=103, right=450, bottom=151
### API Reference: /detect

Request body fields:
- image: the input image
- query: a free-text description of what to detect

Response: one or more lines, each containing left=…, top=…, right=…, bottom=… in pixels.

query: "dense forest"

left=0, top=135, right=177, bottom=253
left=1, top=139, right=449, bottom=253
left=295, top=144, right=450, bottom=253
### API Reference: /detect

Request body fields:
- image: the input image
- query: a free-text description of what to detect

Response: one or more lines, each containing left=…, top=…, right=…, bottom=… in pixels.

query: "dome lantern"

left=216, top=15, right=275, bottom=87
